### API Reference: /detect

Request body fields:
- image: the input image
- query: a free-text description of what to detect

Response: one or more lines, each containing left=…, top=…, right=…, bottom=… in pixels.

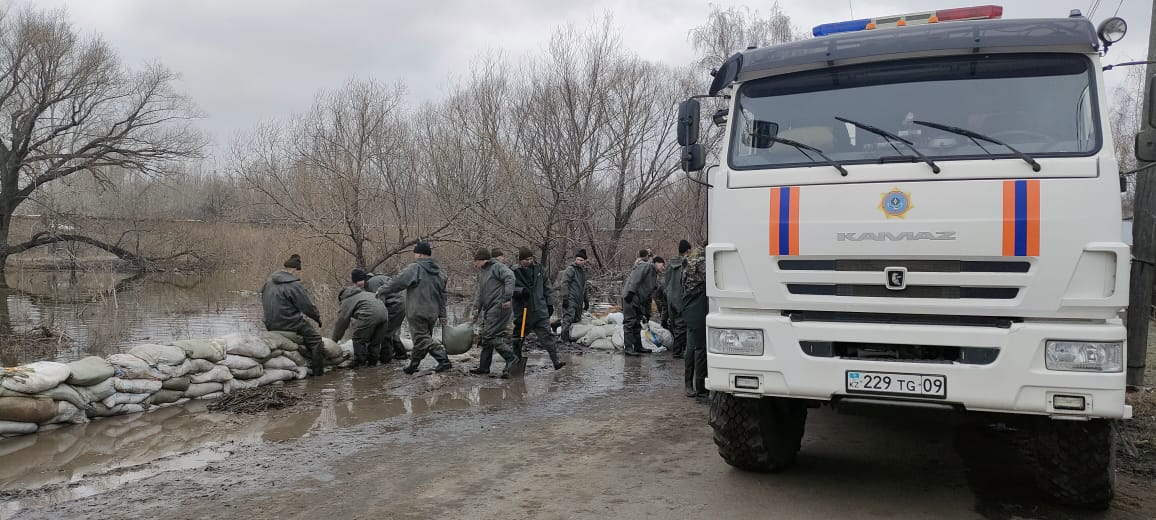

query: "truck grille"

left=787, top=284, right=1018, bottom=299
left=778, top=259, right=1030, bottom=273
left=800, top=341, right=999, bottom=365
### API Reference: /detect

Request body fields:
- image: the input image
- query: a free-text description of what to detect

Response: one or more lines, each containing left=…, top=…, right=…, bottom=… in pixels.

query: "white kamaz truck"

left=676, top=5, right=1138, bottom=509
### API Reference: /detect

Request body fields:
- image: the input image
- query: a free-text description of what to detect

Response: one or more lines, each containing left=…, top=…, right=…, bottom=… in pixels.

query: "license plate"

left=845, top=370, right=946, bottom=399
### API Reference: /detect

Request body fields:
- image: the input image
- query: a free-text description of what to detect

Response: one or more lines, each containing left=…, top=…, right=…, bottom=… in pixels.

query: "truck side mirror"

left=1137, top=130, right=1156, bottom=162
left=678, top=99, right=701, bottom=146
left=681, top=143, right=706, bottom=172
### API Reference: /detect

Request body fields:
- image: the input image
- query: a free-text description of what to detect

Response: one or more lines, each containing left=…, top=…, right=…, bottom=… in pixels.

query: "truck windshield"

left=728, top=53, right=1099, bottom=171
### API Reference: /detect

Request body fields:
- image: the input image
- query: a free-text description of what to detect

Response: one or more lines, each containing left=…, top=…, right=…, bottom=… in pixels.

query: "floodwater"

left=0, top=352, right=645, bottom=518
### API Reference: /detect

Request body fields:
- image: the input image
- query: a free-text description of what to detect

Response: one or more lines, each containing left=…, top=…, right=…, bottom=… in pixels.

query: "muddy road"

left=2, top=351, right=1154, bottom=520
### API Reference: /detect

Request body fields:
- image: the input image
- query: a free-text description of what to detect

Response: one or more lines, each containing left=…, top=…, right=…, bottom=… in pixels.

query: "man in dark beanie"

left=555, top=248, right=589, bottom=342
left=621, top=255, right=665, bottom=356
left=683, top=242, right=709, bottom=400
left=260, top=254, right=326, bottom=376
left=511, top=246, right=565, bottom=372
left=468, top=247, right=521, bottom=377
left=376, top=241, right=453, bottom=374
left=665, top=240, right=691, bottom=358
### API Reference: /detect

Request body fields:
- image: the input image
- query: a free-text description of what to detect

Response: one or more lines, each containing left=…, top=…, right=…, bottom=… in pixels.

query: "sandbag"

left=66, top=356, right=115, bottom=386
left=647, top=321, right=674, bottom=347
left=111, top=378, right=163, bottom=394
left=222, top=355, right=260, bottom=371
left=260, top=331, right=301, bottom=353
left=37, top=384, right=88, bottom=410
left=255, top=369, right=296, bottom=386
left=50, top=401, right=89, bottom=425
left=184, top=382, right=224, bottom=398
left=1, top=361, right=71, bottom=394
left=230, top=366, right=263, bottom=380
left=224, top=378, right=259, bottom=393
left=263, top=356, right=298, bottom=371
left=161, top=377, right=190, bottom=392
left=146, top=390, right=184, bottom=406
left=293, top=366, right=309, bottom=380
left=199, top=392, right=224, bottom=400
left=0, top=396, right=58, bottom=423
left=128, top=344, right=187, bottom=366
left=0, top=421, right=38, bottom=435
left=171, top=339, right=227, bottom=362
left=155, top=360, right=192, bottom=379
left=589, top=338, right=616, bottom=350
left=269, top=330, right=304, bottom=344
left=107, top=354, right=166, bottom=380
left=186, top=359, right=216, bottom=374
left=443, top=322, right=475, bottom=355
left=103, top=392, right=151, bottom=407
left=282, top=350, right=307, bottom=367
left=612, top=328, right=625, bottom=348
left=569, top=324, right=593, bottom=340
left=322, top=338, right=344, bottom=360
left=221, top=333, right=272, bottom=359
left=190, top=365, right=233, bottom=384
left=75, top=379, right=116, bottom=403
left=606, top=312, right=624, bottom=324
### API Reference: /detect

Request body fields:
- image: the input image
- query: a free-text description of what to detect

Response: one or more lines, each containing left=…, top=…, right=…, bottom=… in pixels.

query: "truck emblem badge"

left=884, top=267, right=907, bottom=290
left=880, top=188, right=912, bottom=219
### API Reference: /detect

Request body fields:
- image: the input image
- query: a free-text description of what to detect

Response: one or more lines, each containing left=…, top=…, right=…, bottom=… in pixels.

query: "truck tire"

left=709, top=393, right=807, bottom=472
left=1030, top=417, right=1116, bottom=509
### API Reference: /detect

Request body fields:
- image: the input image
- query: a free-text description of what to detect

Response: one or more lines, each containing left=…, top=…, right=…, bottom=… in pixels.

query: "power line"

left=1088, top=0, right=1104, bottom=19
left=848, top=0, right=854, bottom=18
left=1114, top=0, right=1126, bottom=18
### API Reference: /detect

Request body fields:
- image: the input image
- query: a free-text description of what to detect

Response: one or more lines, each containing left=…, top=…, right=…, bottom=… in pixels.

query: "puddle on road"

left=0, top=352, right=661, bottom=516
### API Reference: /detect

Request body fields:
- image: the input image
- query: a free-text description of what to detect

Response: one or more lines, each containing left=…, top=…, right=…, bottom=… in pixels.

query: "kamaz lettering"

left=836, top=231, right=957, bottom=242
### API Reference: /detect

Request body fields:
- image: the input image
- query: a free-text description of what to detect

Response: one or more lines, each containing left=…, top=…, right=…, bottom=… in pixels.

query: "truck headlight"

left=708, top=328, right=764, bottom=356
left=1044, top=341, right=1123, bottom=372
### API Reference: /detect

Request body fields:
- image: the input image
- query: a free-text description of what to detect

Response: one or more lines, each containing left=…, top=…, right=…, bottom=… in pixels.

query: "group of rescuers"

left=258, top=239, right=709, bottom=398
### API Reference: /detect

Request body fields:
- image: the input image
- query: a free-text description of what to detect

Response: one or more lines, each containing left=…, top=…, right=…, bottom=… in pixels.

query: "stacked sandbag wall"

left=568, top=314, right=674, bottom=352
left=0, top=333, right=350, bottom=438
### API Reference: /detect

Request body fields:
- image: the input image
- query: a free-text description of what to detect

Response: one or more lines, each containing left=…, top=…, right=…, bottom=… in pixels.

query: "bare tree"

left=0, top=5, right=204, bottom=277
left=1112, top=65, right=1145, bottom=217
left=689, top=2, right=800, bottom=72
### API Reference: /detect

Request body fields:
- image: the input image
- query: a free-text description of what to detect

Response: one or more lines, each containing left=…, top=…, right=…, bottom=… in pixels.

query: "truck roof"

left=734, top=17, right=1098, bottom=84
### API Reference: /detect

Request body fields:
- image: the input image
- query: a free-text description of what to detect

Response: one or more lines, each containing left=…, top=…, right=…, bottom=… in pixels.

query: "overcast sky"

left=32, top=0, right=1154, bottom=154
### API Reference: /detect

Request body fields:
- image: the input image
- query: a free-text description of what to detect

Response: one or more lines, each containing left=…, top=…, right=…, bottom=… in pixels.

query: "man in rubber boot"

left=332, top=283, right=390, bottom=367
left=664, top=240, right=690, bottom=359
left=467, top=247, right=521, bottom=378
left=260, top=254, right=326, bottom=376
left=555, top=249, right=589, bottom=343
left=376, top=242, right=453, bottom=374
left=362, top=270, right=408, bottom=362
left=511, top=247, right=566, bottom=373
left=621, top=254, right=665, bottom=356
left=682, top=243, right=709, bottom=401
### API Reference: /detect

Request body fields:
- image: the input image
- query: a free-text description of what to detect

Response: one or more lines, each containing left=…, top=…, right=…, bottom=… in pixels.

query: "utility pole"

left=1126, top=1, right=1156, bottom=389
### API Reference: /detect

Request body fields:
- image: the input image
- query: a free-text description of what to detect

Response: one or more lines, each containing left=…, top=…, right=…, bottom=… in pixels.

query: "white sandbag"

left=324, top=338, right=344, bottom=360
left=66, top=356, right=115, bottom=386
left=128, top=344, right=187, bottom=366
left=230, top=366, right=263, bottom=380
left=293, top=366, right=309, bottom=380
left=37, top=384, right=88, bottom=410
left=171, top=339, right=228, bottom=362
left=224, top=378, right=259, bottom=393
left=111, top=377, right=163, bottom=394
left=0, top=421, right=38, bottom=435
left=259, top=331, right=301, bottom=353
left=186, top=359, right=216, bottom=374
left=222, top=355, right=260, bottom=371
left=118, top=404, right=147, bottom=415
left=612, top=328, right=625, bottom=348
left=49, top=401, right=89, bottom=425
left=282, top=350, right=307, bottom=367
left=155, top=359, right=192, bottom=379
left=579, top=324, right=613, bottom=346
left=107, top=354, right=167, bottom=380
left=103, top=392, right=151, bottom=407
left=263, top=356, right=298, bottom=371
left=183, top=382, right=224, bottom=398
left=146, top=390, right=184, bottom=406
left=220, top=333, right=272, bottom=359
left=647, top=321, right=674, bottom=347
left=255, top=369, right=296, bottom=386
left=199, top=392, right=224, bottom=400
left=606, top=312, right=624, bottom=324
left=589, top=338, right=616, bottom=351
left=189, top=365, right=233, bottom=384
left=75, top=379, right=116, bottom=403
left=1, top=361, right=71, bottom=394
left=569, top=324, right=593, bottom=340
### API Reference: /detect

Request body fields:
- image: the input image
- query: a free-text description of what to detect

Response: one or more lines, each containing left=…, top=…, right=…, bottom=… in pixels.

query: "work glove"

left=547, top=305, right=554, bottom=317
left=642, top=314, right=650, bottom=324
left=584, top=300, right=589, bottom=310
left=562, top=301, right=569, bottom=310
left=316, top=320, right=323, bottom=329
left=501, top=301, right=512, bottom=311
left=438, top=316, right=447, bottom=327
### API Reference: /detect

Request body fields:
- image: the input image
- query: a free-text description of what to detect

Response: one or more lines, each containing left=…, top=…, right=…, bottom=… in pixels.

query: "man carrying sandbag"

left=376, top=242, right=453, bottom=374
left=359, top=269, right=408, bottom=362
left=621, top=255, right=665, bottom=356
left=555, top=248, right=589, bottom=343
left=260, top=254, right=326, bottom=376
left=467, top=247, right=521, bottom=377
left=332, top=283, right=390, bottom=368
left=511, top=247, right=565, bottom=372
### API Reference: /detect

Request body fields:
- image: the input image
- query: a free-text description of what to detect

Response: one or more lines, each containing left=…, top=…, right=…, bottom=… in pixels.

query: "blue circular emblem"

left=884, top=192, right=908, bottom=215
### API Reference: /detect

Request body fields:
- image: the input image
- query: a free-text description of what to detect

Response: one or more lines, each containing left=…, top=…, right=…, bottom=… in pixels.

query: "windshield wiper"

left=835, top=116, right=940, bottom=174
left=911, top=120, right=1041, bottom=172
left=760, top=135, right=848, bottom=176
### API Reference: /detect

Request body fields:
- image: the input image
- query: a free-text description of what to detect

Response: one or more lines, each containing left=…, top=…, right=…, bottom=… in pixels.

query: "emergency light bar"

left=812, top=5, right=1003, bottom=37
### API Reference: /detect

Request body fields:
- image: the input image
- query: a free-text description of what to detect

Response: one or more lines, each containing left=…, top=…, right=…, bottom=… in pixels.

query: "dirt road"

left=3, top=352, right=1154, bottom=519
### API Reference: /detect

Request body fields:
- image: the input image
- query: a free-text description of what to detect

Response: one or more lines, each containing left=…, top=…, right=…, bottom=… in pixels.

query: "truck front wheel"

left=1030, top=417, right=1116, bottom=509
left=709, top=393, right=807, bottom=472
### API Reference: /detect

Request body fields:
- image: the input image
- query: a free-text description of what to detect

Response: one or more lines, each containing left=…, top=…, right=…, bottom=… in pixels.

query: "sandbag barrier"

left=566, top=312, right=674, bottom=352
left=0, top=332, right=351, bottom=438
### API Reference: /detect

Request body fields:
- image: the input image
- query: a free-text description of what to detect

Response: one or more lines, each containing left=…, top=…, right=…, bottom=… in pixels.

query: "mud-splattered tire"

left=1031, top=417, right=1116, bottom=509
left=709, top=393, right=807, bottom=472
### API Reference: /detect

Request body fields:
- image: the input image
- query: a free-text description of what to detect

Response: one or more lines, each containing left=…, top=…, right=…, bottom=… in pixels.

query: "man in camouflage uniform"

left=682, top=243, right=708, bottom=400
left=664, top=240, right=691, bottom=358
left=468, top=247, right=521, bottom=377
left=511, top=247, right=565, bottom=371
left=556, top=249, right=589, bottom=342
left=621, top=255, right=665, bottom=356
